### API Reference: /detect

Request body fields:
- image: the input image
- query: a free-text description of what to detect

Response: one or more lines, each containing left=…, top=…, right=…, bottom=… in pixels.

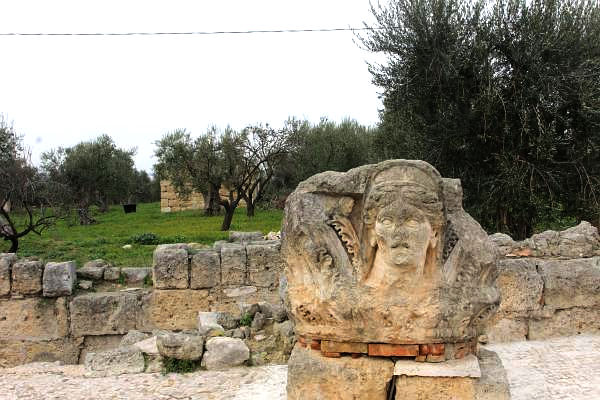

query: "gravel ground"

left=1, top=334, right=598, bottom=400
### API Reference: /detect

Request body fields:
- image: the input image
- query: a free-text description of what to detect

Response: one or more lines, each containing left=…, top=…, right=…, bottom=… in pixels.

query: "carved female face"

left=374, top=200, right=436, bottom=270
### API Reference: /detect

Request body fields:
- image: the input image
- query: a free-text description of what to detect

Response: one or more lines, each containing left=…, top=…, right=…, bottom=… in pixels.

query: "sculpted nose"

left=389, top=231, right=407, bottom=248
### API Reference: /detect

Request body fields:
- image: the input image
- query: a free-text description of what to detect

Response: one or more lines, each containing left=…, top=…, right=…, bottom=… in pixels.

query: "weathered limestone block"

left=0, top=253, right=16, bottom=296
left=0, top=297, right=69, bottom=340
left=70, top=292, right=142, bottom=336
left=43, top=261, right=76, bottom=297
left=558, top=221, right=600, bottom=257
left=84, top=347, right=145, bottom=377
left=0, top=338, right=82, bottom=368
left=120, top=330, right=150, bottom=347
left=484, top=314, right=528, bottom=343
left=78, top=259, right=109, bottom=280
left=11, top=260, right=43, bottom=295
left=190, top=250, right=220, bottom=289
left=537, top=257, right=600, bottom=309
left=528, top=307, right=600, bottom=340
left=247, top=241, right=283, bottom=287
left=229, top=231, right=264, bottom=243
left=488, top=233, right=516, bottom=256
left=121, top=267, right=150, bottom=283
left=496, top=259, right=543, bottom=315
left=201, top=337, right=250, bottom=370
left=474, top=349, right=511, bottom=400
left=103, top=266, right=121, bottom=281
left=282, top=160, right=500, bottom=344
left=153, top=247, right=189, bottom=289
left=157, top=332, right=204, bottom=360
left=79, top=335, right=125, bottom=363
left=220, top=244, right=247, bottom=286
left=197, top=311, right=225, bottom=336
left=287, top=344, right=395, bottom=400
left=211, top=285, right=280, bottom=315
left=141, top=289, right=211, bottom=330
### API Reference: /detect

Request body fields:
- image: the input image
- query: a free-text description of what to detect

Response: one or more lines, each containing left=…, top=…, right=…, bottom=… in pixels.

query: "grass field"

left=4, top=202, right=283, bottom=268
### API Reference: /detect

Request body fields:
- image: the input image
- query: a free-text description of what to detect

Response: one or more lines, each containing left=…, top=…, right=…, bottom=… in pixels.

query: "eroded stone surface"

left=190, top=249, right=220, bottom=289
left=78, top=259, right=108, bottom=280
left=157, top=332, right=204, bottom=360
left=221, top=244, right=247, bottom=286
left=0, top=338, right=82, bottom=368
left=0, top=253, right=16, bottom=296
left=282, top=160, right=499, bottom=344
left=141, top=289, right=211, bottom=330
left=247, top=241, right=283, bottom=288
left=70, top=292, right=142, bottom=336
left=43, top=261, right=76, bottom=297
left=202, top=337, right=250, bottom=370
left=84, top=347, right=145, bottom=377
left=496, top=259, right=543, bottom=315
left=528, top=307, right=600, bottom=339
left=537, top=257, right=600, bottom=310
left=152, top=248, right=188, bottom=289
left=11, top=260, right=43, bottom=295
left=287, top=344, right=394, bottom=400
left=0, top=297, right=68, bottom=341
left=394, top=354, right=481, bottom=378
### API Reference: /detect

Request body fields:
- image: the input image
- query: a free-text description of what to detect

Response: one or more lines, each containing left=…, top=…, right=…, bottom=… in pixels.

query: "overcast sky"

left=0, top=0, right=384, bottom=173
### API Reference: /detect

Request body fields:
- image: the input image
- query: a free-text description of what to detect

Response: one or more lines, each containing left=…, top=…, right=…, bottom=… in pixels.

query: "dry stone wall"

left=160, top=180, right=248, bottom=213
left=485, top=221, right=600, bottom=342
left=0, top=235, right=285, bottom=368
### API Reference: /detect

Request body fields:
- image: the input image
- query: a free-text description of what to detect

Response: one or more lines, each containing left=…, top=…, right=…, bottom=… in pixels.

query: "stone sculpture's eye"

left=404, top=219, right=420, bottom=229
left=380, top=218, right=393, bottom=227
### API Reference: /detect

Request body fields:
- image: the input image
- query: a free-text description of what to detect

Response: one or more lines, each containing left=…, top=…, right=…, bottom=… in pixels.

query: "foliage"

left=3, top=202, right=283, bottom=268
left=128, top=232, right=160, bottom=245
left=42, top=134, right=138, bottom=224
left=161, top=357, right=202, bottom=374
left=0, top=116, right=66, bottom=252
left=361, top=0, right=600, bottom=239
left=239, top=312, right=253, bottom=327
left=155, top=123, right=293, bottom=230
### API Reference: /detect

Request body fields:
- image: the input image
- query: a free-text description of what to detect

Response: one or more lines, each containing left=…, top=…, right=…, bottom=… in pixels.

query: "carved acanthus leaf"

left=327, top=215, right=360, bottom=267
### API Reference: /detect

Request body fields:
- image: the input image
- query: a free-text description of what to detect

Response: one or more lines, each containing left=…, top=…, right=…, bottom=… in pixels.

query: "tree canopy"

left=361, top=0, right=600, bottom=238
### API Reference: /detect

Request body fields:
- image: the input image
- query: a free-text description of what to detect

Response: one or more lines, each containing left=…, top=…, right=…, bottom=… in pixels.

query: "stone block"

left=84, top=347, right=145, bottom=377
left=394, top=354, right=481, bottom=377
left=287, top=344, right=395, bottom=400
left=474, top=349, right=511, bottom=400
left=528, top=307, right=600, bottom=340
left=201, top=337, right=250, bottom=370
left=103, top=266, right=121, bottom=281
left=157, top=332, right=204, bottom=360
left=78, top=259, right=108, bottom=280
left=190, top=250, right=220, bottom=289
left=121, top=267, right=150, bottom=283
left=120, top=330, right=150, bottom=347
left=79, top=334, right=125, bottom=363
left=0, top=253, right=16, bottom=296
left=0, top=297, right=69, bottom=340
left=221, top=244, right=246, bottom=286
left=70, top=292, right=142, bottom=336
left=558, top=221, right=600, bottom=257
left=229, top=231, right=264, bottom=243
left=496, top=258, right=543, bottom=315
left=11, top=260, right=43, bottom=295
left=141, top=289, right=211, bottom=330
left=246, top=241, right=282, bottom=287
left=0, top=338, right=82, bottom=368
left=43, top=261, right=76, bottom=297
left=153, top=247, right=189, bottom=289
left=537, top=257, right=600, bottom=309
left=484, top=314, right=528, bottom=343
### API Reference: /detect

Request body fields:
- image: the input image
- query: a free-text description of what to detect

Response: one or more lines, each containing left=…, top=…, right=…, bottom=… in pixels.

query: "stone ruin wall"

left=484, top=221, right=600, bottom=343
left=0, top=235, right=284, bottom=368
left=160, top=180, right=247, bottom=213
left=1, top=222, right=600, bottom=368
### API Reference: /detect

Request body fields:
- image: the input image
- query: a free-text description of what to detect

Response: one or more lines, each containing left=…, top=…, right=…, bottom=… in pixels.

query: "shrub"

left=128, top=233, right=160, bottom=245
left=239, top=312, right=253, bottom=327
left=162, top=357, right=201, bottom=374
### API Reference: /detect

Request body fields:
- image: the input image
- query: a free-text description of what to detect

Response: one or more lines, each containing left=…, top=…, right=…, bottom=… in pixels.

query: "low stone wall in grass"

left=0, top=233, right=285, bottom=368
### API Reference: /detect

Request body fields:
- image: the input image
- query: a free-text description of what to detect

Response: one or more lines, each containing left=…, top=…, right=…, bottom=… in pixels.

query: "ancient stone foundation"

left=0, top=234, right=287, bottom=369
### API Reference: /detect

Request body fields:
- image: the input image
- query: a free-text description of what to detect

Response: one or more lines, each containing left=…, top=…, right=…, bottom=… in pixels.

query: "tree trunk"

left=246, top=200, right=255, bottom=217
left=221, top=207, right=235, bottom=231
left=78, top=207, right=96, bottom=225
left=204, top=185, right=222, bottom=216
left=6, top=236, right=18, bottom=253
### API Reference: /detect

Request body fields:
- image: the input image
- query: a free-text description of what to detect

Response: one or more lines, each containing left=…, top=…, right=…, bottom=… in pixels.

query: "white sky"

left=0, top=0, right=384, bottom=173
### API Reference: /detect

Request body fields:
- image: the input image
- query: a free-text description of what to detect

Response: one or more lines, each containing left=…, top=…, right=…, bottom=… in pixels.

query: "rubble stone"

left=78, top=260, right=108, bottom=280
left=201, top=337, right=250, bottom=370
left=42, top=261, right=76, bottom=297
left=157, top=332, right=204, bottom=360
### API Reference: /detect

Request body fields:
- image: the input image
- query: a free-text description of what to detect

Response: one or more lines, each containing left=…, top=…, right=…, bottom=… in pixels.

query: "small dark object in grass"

left=123, top=204, right=137, bottom=213
left=162, top=357, right=202, bottom=374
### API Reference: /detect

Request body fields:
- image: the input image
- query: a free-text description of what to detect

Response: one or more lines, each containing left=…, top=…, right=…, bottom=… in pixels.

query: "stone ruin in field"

left=282, top=160, right=510, bottom=399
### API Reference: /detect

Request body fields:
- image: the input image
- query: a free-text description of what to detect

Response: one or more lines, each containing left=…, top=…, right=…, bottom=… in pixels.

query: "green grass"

left=4, top=202, right=283, bottom=268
